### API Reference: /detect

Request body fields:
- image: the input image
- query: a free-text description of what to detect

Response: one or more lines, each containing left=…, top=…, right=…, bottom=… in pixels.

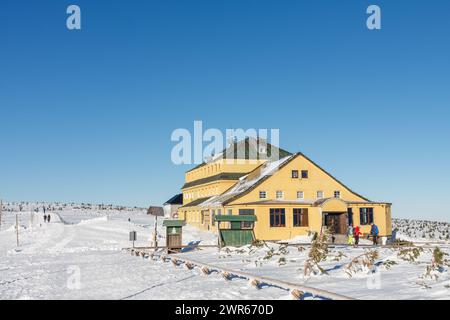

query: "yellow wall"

left=349, top=203, right=392, bottom=236
left=182, top=180, right=237, bottom=204
left=223, top=204, right=321, bottom=240
left=185, top=159, right=266, bottom=183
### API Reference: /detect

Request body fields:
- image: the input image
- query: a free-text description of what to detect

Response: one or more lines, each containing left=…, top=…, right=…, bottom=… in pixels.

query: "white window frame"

left=334, top=191, right=341, bottom=198
left=276, top=191, right=284, bottom=199
left=297, top=191, right=304, bottom=199
left=317, top=191, right=324, bottom=199
left=259, top=191, right=267, bottom=199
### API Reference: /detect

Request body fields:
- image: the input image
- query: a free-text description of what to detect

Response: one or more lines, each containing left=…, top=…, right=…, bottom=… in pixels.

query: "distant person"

left=353, top=225, right=361, bottom=247
left=370, top=223, right=379, bottom=245
left=347, top=224, right=354, bottom=245
left=391, top=228, right=398, bottom=243
left=47, top=214, right=51, bottom=223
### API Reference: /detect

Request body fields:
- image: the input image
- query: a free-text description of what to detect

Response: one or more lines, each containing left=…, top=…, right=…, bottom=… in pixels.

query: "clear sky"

left=1, top=1, right=449, bottom=221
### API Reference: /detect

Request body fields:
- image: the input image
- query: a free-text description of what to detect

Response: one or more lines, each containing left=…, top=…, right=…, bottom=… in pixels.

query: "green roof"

left=182, top=172, right=247, bottom=189
left=162, top=219, right=185, bottom=227
left=180, top=197, right=211, bottom=208
left=215, top=215, right=257, bottom=222
left=186, top=137, right=292, bottom=173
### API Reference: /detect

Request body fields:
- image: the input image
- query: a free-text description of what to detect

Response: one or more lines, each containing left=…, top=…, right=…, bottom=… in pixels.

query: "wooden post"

left=16, top=213, right=19, bottom=247
left=154, top=214, right=158, bottom=250
left=290, top=289, right=304, bottom=300
left=201, top=266, right=210, bottom=275
left=218, top=222, right=222, bottom=252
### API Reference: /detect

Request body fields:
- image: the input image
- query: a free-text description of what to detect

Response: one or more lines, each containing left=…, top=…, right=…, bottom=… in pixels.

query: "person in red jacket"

left=353, top=225, right=362, bottom=247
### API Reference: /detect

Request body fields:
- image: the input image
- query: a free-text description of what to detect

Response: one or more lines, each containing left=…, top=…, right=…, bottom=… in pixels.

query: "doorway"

left=323, top=212, right=347, bottom=234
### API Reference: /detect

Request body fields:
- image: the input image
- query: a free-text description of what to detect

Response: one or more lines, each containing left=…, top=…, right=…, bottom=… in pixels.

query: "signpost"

left=129, top=231, right=137, bottom=248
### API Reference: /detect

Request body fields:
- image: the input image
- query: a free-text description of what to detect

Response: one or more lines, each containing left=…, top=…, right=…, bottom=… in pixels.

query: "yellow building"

left=177, top=138, right=392, bottom=241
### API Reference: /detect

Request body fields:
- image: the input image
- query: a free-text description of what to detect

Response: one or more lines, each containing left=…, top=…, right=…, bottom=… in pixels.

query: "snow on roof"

left=199, top=154, right=295, bottom=208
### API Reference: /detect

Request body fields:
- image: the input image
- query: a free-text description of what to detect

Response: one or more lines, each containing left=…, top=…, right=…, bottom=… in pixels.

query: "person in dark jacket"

left=370, top=223, right=379, bottom=245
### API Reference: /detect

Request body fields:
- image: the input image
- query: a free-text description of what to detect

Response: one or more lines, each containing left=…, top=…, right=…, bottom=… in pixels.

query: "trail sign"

left=129, top=231, right=137, bottom=248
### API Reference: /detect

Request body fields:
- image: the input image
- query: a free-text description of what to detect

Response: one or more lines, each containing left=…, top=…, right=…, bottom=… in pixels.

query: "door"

left=325, top=213, right=347, bottom=234
left=168, top=234, right=182, bottom=248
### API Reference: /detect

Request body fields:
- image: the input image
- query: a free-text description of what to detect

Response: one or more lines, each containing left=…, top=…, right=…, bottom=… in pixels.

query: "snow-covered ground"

left=1, top=203, right=449, bottom=300
left=0, top=205, right=290, bottom=300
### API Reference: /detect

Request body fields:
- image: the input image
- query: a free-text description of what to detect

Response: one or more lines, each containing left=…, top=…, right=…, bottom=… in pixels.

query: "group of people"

left=43, top=213, right=51, bottom=223
left=347, top=222, right=379, bottom=246
left=41, top=206, right=51, bottom=223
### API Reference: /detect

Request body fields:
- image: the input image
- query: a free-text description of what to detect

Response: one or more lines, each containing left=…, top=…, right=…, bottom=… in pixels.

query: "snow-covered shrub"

left=422, top=247, right=450, bottom=280
left=344, top=250, right=379, bottom=277
left=397, top=247, right=423, bottom=263
left=303, top=231, right=329, bottom=276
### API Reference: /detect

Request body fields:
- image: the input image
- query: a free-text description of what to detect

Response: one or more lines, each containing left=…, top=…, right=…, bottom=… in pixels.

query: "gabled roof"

left=298, top=152, right=370, bottom=202
left=199, top=154, right=298, bottom=207
left=180, top=150, right=381, bottom=209
left=164, top=194, right=183, bottom=205
left=186, top=137, right=292, bottom=173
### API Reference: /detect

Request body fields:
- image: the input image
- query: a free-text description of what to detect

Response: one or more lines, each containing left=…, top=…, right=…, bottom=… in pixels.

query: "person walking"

left=347, top=224, right=354, bottom=245
left=353, top=225, right=361, bottom=247
left=370, top=223, right=379, bottom=245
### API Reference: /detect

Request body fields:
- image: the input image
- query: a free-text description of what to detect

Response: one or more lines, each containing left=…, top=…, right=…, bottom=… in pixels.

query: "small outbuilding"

left=147, top=206, right=164, bottom=216
left=162, top=219, right=185, bottom=253
left=215, top=215, right=257, bottom=247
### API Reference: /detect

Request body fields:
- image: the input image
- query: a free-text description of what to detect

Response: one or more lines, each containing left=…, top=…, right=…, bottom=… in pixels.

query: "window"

left=270, top=208, right=286, bottom=227
left=297, top=191, right=304, bottom=199
left=239, top=209, right=255, bottom=215
left=293, top=208, right=309, bottom=227
left=301, top=170, right=309, bottom=179
left=259, top=191, right=267, bottom=199
left=291, top=170, right=299, bottom=178
left=227, top=209, right=233, bottom=215
left=334, top=191, right=341, bottom=198
left=276, top=191, right=284, bottom=199
left=317, top=191, right=324, bottom=199
left=239, top=209, right=255, bottom=228
left=360, top=208, right=374, bottom=225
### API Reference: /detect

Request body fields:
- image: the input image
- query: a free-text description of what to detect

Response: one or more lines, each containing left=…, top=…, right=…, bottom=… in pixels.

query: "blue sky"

left=0, top=1, right=449, bottom=221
